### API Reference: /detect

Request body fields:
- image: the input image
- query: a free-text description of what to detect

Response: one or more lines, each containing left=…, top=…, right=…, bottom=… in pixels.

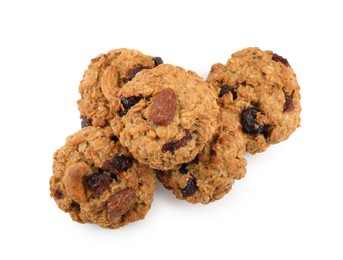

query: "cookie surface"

left=112, top=64, right=219, bottom=170
left=156, top=108, right=247, bottom=204
left=78, top=48, right=163, bottom=127
left=50, top=126, right=156, bottom=229
left=207, top=47, right=301, bottom=153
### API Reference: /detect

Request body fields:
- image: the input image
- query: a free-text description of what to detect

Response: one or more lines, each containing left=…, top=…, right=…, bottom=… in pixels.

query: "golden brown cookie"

left=49, top=126, right=156, bottom=229
left=156, top=108, right=246, bottom=204
left=207, top=47, right=301, bottom=153
left=78, top=48, right=163, bottom=127
left=111, top=64, right=219, bottom=170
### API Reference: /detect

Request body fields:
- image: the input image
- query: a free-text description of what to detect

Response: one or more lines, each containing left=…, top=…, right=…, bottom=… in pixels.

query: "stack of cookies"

left=49, top=48, right=301, bottom=229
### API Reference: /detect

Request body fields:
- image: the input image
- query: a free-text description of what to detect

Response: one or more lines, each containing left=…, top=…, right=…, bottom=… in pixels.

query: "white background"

left=1, top=0, right=342, bottom=259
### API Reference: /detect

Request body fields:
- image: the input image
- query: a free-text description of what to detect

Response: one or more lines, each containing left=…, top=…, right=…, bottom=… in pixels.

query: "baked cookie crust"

left=50, top=126, right=156, bottom=229
left=156, top=108, right=247, bottom=204
left=207, top=47, right=301, bottom=153
left=112, top=64, right=219, bottom=170
left=78, top=48, right=163, bottom=127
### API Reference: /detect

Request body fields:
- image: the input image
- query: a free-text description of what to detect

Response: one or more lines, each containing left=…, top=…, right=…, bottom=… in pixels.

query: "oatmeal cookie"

left=78, top=48, right=163, bottom=127
left=49, top=126, right=156, bottom=229
left=156, top=108, right=246, bottom=204
left=111, top=64, right=219, bottom=170
left=207, top=47, right=301, bottom=153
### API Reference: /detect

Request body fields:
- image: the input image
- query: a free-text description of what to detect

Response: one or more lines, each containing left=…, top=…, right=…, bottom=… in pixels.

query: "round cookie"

left=207, top=47, right=301, bottom=154
left=49, top=126, right=156, bottom=229
left=111, top=64, right=220, bottom=170
left=78, top=48, right=163, bottom=127
left=156, top=108, right=247, bottom=204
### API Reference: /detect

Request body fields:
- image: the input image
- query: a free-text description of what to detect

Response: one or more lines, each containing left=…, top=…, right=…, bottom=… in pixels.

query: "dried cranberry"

left=241, top=107, right=265, bottom=135
left=81, top=117, right=92, bottom=128
left=272, top=53, right=290, bottom=67
left=181, top=178, right=197, bottom=196
left=152, top=57, right=163, bottom=66
left=283, top=95, right=295, bottom=112
left=53, top=189, right=64, bottom=199
left=162, top=129, right=192, bottom=153
left=126, top=66, right=151, bottom=81
left=85, top=173, right=112, bottom=196
left=102, top=156, right=133, bottom=175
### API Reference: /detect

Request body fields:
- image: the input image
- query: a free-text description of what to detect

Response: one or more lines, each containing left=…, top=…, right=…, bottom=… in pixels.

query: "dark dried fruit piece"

left=283, top=95, right=295, bottom=112
left=110, top=135, right=119, bottom=142
left=107, top=188, right=136, bottom=217
left=53, top=189, right=64, bottom=199
left=152, top=57, right=163, bottom=66
left=118, top=110, right=127, bottom=117
left=181, top=178, right=197, bottom=197
left=151, top=88, right=177, bottom=126
left=162, top=129, right=192, bottom=153
left=81, top=117, right=92, bottom=128
left=102, top=156, right=133, bottom=175
left=126, top=66, right=151, bottom=81
left=71, top=201, right=80, bottom=210
left=86, top=173, right=112, bottom=196
left=118, top=96, right=142, bottom=117
left=179, top=164, right=188, bottom=174
left=121, top=96, right=142, bottom=110
left=241, top=107, right=265, bottom=135
left=272, top=53, right=290, bottom=67
left=219, top=85, right=237, bottom=99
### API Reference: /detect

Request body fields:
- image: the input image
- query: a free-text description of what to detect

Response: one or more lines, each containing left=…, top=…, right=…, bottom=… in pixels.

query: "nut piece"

left=151, top=88, right=177, bottom=126
left=107, top=188, right=136, bottom=217
left=63, top=162, right=88, bottom=203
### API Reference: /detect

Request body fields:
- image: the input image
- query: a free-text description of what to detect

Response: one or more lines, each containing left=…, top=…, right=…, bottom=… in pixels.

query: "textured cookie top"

left=77, top=48, right=163, bottom=127
left=156, top=108, right=247, bottom=204
left=207, top=47, right=301, bottom=153
left=112, top=64, right=219, bottom=170
left=50, top=126, right=156, bottom=229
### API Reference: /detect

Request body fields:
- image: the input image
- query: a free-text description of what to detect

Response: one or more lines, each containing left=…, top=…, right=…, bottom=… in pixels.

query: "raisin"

left=118, top=110, right=127, bottom=117
left=85, top=173, right=112, bottom=196
left=152, top=57, right=163, bottom=66
left=118, top=96, right=142, bottom=117
left=283, top=95, right=295, bottom=112
left=181, top=178, right=197, bottom=197
left=241, top=107, right=265, bottom=135
left=53, top=189, right=64, bottom=199
left=110, top=135, right=119, bottom=142
left=179, top=164, right=188, bottom=174
left=219, top=85, right=237, bottom=99
left=81, top=117, right=92, bottom=128
left=126, top=66, right=151, bottom=81
left=121, top=96, right=141, bottom=110
left=71, top=201, right=80, bottom=210
left=272, top=53, right=290, bottom=67
left=162, top=129, right=192, bottom=153
left=102, top=156, right=133, bottom=175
